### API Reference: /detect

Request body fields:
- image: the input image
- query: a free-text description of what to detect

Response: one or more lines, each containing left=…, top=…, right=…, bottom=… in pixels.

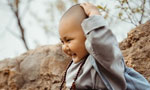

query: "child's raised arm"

left=81, top=2, right=126, bottom=90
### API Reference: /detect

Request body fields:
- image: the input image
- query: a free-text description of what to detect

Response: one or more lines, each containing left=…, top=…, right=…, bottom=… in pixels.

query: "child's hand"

left=80, top=2, right=100, bottom=17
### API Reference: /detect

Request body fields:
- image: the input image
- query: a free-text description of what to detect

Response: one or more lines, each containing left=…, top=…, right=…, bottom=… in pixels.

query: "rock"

left=119, top=20, right=150, bottom=82
left=0, top=44, right=71, bottom=90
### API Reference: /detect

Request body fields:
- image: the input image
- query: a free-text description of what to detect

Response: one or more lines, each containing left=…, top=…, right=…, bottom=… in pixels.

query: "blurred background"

left=0, top=0, right=149, bottom=60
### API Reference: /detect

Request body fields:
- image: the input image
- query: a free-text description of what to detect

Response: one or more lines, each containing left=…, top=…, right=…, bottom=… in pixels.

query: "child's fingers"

left=85, top=2, right=91, bottom=5
left=80, top=2, right=90, bottom=16
left=82, top=2, right=91, bottom=5
left=80, top=2, right=90, bottom=8
left=80, top=2, right=100, bottom=16
left=80, top=2, right=93, bottom=7
left=80, top=2, right=87, bottom=5
left=80, top=3, right=86, bottom=8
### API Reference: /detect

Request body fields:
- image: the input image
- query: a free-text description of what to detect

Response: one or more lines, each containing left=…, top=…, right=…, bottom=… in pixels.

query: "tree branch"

left=117, top=0, right=137, bottom=26
left=8, top=0, right=29, bottom=50
left=126, top=0, right=139, bottom=25
left=139, top=0, right=146, bottom=24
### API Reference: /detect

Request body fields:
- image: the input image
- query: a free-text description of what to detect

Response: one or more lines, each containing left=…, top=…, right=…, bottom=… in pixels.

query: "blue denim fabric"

left=91, top=57, right=150, bottom=90
left=125, top=67, right=150, bottom=90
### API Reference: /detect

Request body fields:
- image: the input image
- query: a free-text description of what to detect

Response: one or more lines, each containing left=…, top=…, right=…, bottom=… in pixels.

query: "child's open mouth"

left=67, top=52, right=77, bottom=58
left=71, top=53, right=77, bottom=59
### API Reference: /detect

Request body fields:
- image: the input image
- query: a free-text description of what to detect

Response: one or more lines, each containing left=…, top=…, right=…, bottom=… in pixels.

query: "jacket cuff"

left=81, top=15, right=107, bottom=35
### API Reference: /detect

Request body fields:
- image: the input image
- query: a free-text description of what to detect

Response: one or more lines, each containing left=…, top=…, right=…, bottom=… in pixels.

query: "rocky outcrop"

left=120, top=20, right=150, bottom=82
left=0, top=21, right=150, bottom=90
left=0, top=44, right=71, bottom=90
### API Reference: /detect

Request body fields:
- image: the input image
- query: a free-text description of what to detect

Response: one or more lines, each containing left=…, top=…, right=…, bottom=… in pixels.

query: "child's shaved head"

left=59, top=4, right=88, bottom=63
left=60, top=4, right=87, bottom=26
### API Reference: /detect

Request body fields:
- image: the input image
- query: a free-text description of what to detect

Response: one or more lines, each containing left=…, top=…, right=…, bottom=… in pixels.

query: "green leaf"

left=97, top=5, right=105, bottom=11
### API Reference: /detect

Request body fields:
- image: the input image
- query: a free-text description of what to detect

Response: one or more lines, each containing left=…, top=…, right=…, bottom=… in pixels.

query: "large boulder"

left=120, top=20, right=150, bottom=82
left=0, top=44, right=71, bottom=90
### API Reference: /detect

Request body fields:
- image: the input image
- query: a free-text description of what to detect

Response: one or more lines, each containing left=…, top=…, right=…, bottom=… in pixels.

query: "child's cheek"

left=70, top=42, right=78, bottom=51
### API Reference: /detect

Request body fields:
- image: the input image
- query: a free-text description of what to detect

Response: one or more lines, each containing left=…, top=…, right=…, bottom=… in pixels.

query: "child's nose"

left=62, top=44, right=69, bottom=53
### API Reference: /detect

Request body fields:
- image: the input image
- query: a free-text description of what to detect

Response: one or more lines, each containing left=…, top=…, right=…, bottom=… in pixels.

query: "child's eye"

left=66, top=39, right=72, bottom=43
left=60, top=40, right=64, bottom=44
left=66, top=39, right=70, bottom=42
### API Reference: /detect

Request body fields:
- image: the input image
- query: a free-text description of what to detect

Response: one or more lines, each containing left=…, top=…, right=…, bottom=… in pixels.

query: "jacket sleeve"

left=81, top=15, right=126, bottom=90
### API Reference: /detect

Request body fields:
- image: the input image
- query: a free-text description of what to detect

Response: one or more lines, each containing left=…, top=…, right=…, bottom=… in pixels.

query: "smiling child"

left=59, top=2, right=150, bottom=90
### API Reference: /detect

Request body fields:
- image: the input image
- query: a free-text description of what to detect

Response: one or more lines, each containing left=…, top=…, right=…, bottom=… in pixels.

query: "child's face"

left=59, top=17, right=88, bottom=63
